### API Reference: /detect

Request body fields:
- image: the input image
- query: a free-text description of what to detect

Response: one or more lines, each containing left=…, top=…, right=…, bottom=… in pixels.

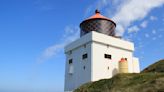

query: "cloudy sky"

left=0, top=0, right=164, bottom=92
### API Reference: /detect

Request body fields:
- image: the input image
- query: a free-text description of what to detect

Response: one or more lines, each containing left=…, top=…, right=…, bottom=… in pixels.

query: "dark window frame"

left=82, top=53, right=88, bottom=59
left=104, top=54, right=112, bottom=59
left=69, top=59, right=73, bottom=64
left=83, top=66, right=86, bottom=70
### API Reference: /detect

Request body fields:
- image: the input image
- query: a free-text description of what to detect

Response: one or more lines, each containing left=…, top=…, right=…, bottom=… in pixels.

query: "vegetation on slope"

left=74, top=59, right=164, bottom=92
left=142, top=59, right=164, bottom=73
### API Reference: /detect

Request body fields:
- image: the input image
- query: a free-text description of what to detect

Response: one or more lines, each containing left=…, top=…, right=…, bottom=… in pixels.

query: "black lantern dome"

left=80, top=10, right=116, bottom=37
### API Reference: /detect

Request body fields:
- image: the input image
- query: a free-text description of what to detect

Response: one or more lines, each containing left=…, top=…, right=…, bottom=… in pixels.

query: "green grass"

left=142, top=59, right=164, bottom=73
left=74, top=60, right=164, bottom=92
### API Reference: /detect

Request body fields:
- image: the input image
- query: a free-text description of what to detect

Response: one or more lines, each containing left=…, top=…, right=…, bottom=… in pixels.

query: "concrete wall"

left=64, top=42, right=92, bottom=91
left=91, top=41, right=134, bottom=81
left=133, top=57, right=140, bottom=73
left=64, top=31, right=139, bottom=92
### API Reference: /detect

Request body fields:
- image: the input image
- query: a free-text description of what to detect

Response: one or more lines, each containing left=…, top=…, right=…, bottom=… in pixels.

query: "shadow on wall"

left=112, top=68, right=118, bottom=76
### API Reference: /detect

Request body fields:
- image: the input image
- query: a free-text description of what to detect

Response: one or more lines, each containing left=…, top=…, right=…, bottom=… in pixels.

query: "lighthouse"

left=64, top=10, right=140, bottom=92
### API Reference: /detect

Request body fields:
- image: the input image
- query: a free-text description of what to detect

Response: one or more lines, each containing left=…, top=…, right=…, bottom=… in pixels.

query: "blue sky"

left=0, top=0, right=164, bottom=92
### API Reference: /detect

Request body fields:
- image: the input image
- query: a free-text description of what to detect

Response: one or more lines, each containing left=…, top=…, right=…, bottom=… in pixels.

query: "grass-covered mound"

left=74, top=59, right=164, bottom=92
left=142, top=59, right=164, bottom=73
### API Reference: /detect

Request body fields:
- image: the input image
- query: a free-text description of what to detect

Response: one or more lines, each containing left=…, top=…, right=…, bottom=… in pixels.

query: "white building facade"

left=64, top=10, right=140, bottom=92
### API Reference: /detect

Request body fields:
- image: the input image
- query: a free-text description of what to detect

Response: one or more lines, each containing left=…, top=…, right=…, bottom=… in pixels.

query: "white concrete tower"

left=64, top=10, right=140, bottom=92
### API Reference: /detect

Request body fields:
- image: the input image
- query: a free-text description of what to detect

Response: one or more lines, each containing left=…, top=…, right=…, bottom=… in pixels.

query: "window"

left=83, top=66, right=86, bottom=70
left=69, top=59, right=73, bottom=64
left=68, top=59, right=73, bottom=74
left=104, top=54, right=112, bottom=59
left=82, top=53, right=88, bottom=59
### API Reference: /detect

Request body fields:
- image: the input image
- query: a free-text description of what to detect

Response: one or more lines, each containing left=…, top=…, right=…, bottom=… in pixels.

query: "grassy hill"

left=142, top=59, right=164, bottom=73
left=74, top=60, right=164, bottom=92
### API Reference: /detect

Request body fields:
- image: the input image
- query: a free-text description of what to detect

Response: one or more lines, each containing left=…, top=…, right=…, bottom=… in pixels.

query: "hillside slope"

left=74, top=60, right=164, bottom=92
left=142, top=59, right=164, bottom=73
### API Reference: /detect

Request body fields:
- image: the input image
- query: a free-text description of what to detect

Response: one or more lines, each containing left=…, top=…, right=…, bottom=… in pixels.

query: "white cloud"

left=38, top=26, right=79, bottom=63
left=85, top=0, right=164, bottom=36
left=111, top=0, right=164, bottom=36
left=150, top=16, right=157, bottom=20
left=140, top=20, right=148, bottom=28
left=115, top=24, right=125, bottom=36
left=38, top=0, right=164, bottom=62
left=128, top=25, right=140, bottom=33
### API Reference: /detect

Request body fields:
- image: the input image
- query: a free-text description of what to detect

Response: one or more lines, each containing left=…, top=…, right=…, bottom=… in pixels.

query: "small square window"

left=82, top=53, right=88, bottom=59
left=104, top=54, right=111, bottom=59
left=83, top=66, right=86, bottom=70
left=69, top=59, right=73, bottom=64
